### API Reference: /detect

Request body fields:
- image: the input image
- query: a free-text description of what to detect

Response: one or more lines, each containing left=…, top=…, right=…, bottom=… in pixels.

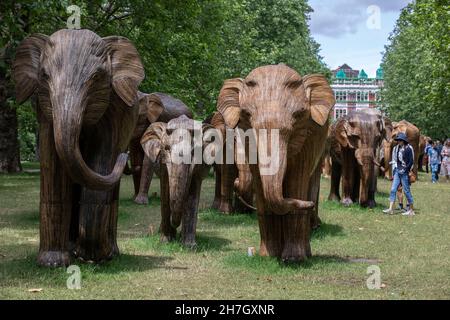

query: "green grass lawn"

left=0, top=164, right=449, bottom=299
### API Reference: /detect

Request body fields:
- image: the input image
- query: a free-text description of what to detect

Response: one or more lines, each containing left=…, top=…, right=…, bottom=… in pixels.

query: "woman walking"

left=383, top=133, right=415, bottom=216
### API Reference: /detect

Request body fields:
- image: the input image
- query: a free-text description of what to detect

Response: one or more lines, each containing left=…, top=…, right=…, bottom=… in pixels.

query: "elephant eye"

left=245, top=80, right=257, bottom=87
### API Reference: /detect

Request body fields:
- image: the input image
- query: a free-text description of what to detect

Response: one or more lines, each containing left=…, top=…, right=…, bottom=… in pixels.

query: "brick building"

left=331, top=63, right=384, bottom=120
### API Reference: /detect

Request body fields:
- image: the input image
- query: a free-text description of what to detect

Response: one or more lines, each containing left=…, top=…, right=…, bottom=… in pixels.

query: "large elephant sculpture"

left=140, top=115, right=215, bottom=248
left=382, top=120, right=420, bottom=180
left=327, top=111, right=386, bottom=208
left=215, top=64, right=335, bottom=262
left=210, top=111, right=254, bottom=214
left=129, top=92, right=193, bottom=204
left=13, top=29, right=144, bottom=266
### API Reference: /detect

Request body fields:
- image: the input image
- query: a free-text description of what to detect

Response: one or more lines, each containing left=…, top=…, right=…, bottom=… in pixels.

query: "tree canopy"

left=381, top=0, right=450, bottom=138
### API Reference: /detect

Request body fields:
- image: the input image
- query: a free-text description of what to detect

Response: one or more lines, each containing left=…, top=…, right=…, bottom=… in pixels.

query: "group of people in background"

left=425, top=138, right=450, bottom=183
left=383, top=135, right=449, bottom=217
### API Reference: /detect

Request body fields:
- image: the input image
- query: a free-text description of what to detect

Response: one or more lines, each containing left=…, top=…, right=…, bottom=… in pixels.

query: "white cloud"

left=309, top=0, right=411, bottom=37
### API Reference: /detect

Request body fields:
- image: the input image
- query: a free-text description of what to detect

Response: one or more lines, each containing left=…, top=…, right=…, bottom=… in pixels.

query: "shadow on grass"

left=223, top=252, right=351, bottom=275
left=321, top=200, right=385, bottom=212
left=0, top=210, right=39, bottom=230
left=131, top=231, right=232, bottom=254
left=311, top=223, right=344, bottom=239
left=199, top=209, right=257, bottom=227
left=119, top=195, right=161, bottom=209
left=0, top=249, right=175, bottom=287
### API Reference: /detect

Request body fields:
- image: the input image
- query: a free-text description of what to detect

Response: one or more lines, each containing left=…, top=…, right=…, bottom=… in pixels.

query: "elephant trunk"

left=355, top=148, right=375, bottom=207
left=168, top=164, right=191, bottom=228
left=52, top=92, right=127, bottom=190
left=257, top=131, right=314, bottom=214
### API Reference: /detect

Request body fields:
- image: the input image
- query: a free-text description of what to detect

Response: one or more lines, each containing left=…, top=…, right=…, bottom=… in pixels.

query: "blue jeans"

left=389, top=169, right=414, bottom=205
left=431, top=164, right=439, bottom=182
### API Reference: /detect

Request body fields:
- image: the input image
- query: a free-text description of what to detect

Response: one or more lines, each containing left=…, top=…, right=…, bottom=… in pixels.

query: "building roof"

left=332, top=63, right=359, bottom=78
left=358, top=69, right=368, bottom=79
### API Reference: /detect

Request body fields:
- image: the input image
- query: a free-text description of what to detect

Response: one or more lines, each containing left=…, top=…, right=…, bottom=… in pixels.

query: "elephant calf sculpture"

left=13, top=29, right=144, bottom=266
left=328, top=111, right=386, bottom=208
left=215, top=65, right=335, bottom=262
left=128, top=92, right=193, bottom=204
left=382, top=120, right=420, bottom=180
left=140, top=115, right=215, bottom=248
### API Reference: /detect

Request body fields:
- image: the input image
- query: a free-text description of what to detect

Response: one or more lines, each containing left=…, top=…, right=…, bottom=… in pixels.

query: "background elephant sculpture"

left=382, top=120, right=420, bottom=180
left=418, top=134, right=430, bottom=172
left=327, top=111, right=386, bottom=208
left=128, top=92, right=193, bottom=204
left=13, top=29, right=144, bottom=266
left=140, top=115, right=216, bottom=248
left=210, top=111, right=254, bottom=214
left=215, top=64, right=335, bottom=262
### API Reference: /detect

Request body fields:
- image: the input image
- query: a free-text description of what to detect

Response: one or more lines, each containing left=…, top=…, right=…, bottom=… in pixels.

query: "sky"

left=308, top=0, right=413, bottom=77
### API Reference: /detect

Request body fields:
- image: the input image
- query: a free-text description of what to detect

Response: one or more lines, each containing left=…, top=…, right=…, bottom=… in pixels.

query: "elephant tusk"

left=235, top=193, right=257, bottom=211
left=373, top=159, right=382, bottom=167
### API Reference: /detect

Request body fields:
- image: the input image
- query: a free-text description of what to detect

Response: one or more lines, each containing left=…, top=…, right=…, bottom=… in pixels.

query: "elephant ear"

left=140, top=122, right=167, bottom=163
left=12, top=34, right=49, bottom=104
left=137, top=92, right=164, bottom=123
left=103, top=36, right=145, bottom=107
left=335, top=118, right=357, bottom=149
left=302, top=74, right=335, bottom=126
left=382, top=116, right=393, bottom=141
left=217, top=78, right=243, bottom=128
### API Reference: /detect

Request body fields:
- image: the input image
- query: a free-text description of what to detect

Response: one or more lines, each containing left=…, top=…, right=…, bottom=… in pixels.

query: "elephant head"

left=216, top=64, right=335, bottom=214
left=13, top=29, right=144, bottom=190
left=141, top=115, right=216, bottom=228
left=335, top=111, right=384, bottom=206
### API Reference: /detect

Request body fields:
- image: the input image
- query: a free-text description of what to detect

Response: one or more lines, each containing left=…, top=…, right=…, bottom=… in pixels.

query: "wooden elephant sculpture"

left=215, top=65, right=335, bottom=262
left=418, top=134, right=430, bottom=172
left=140, top=115, right=215, bottom=248
left=210, top=112, right=254, bottom=214
left=382, top=120, right=420, bottom=180
left=13, top=29, right=144, bottom=266
left=128, top=92, right=193, bottom=204
left=327, top=111, right=386, bottom=208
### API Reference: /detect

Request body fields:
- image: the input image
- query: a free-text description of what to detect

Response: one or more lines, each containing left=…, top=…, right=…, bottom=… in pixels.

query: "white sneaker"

left=383, top=208, right=394, bottom=215
left=402, top=209, right=415, bottom=216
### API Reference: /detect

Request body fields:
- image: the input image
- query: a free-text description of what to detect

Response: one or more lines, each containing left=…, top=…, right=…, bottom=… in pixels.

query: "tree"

left=381, top=0, right=450, bottom=138
left=0, top=0, right=328, bottom=171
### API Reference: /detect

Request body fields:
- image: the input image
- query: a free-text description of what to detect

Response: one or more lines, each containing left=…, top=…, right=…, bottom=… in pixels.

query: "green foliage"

left=17, top=102, right=37, bottom=161
left=2, top=0, right=328, bottom=159
left=381, top=0, right=450, bottom=138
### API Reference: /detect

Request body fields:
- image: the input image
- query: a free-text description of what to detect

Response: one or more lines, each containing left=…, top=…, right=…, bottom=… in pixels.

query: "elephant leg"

left=37, top=117, right=73, bottom=267
left=308, top=164, right=322, bottom=230
left=129, top=139, right=144, bottom=198
left=75, top=125, right=120, bottom=262
left=257, top=213, right=283, bottom=258
left=281, top=214, right=312, bottom=263
left=134, top=155, right=154, bottom=204
left=418, top=154, right=424, bottom=172
left=211, top=164, right=221, bottom=210
left=218, top=163, right=237, bottom=214
left=181, top=175, right=203, bottom=248
left=76, top=186, right=120, bottom=262
left=159, top=165, right=176, bottom=242
left=328, top=160, right=342, bottom=202
left=341, top=149, right=356, bottom=206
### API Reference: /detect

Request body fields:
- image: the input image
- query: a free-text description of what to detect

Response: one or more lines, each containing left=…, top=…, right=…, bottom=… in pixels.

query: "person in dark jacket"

left=383, top=133, right=415, bottom=216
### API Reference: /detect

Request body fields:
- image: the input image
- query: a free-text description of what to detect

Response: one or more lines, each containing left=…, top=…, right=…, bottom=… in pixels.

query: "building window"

left=335, top=108, right=347, bottom=119
left=335, top=91, right=347, bottom=101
